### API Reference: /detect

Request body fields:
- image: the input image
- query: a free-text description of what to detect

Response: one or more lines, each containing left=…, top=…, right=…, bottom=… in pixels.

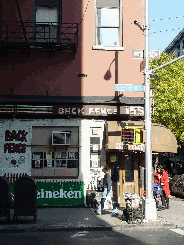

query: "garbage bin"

left=13, top=176, right=37, bottom=223
left=0, top=177, right=10, bottom=222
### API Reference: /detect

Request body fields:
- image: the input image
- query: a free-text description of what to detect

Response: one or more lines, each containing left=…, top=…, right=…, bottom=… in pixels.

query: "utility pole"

left=144, top=0, right=157, bottom=221
left=143, top=0, right=184, bottom=221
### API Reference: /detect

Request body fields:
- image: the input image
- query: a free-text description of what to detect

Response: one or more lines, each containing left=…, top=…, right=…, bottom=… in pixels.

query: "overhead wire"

left=149, top=15, right=184, bottom=22
left=149, top=27, right=184, bottom=35
left=149, top=15, right=184, bottom=35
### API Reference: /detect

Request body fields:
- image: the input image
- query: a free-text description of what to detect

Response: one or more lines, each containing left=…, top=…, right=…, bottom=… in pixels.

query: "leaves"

left=150, top=52, right=184, bottom=147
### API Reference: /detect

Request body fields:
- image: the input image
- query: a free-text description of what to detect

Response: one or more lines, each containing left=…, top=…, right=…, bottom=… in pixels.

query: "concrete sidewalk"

left=0, top=195, right=182, bottom=233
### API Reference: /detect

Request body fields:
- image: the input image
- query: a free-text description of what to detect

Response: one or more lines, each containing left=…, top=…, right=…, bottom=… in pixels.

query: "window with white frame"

left=95, top=0, right=121, bottom=47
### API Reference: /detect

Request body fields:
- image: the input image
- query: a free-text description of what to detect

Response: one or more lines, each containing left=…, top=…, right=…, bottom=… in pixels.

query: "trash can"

left=13, top=176, right=37, bottom=223
left=0, top=177, right=10, bottom=222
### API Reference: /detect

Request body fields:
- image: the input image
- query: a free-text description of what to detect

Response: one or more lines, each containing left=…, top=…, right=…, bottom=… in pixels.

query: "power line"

left=149, top=27, right=184, bottom=35
left=149, top=15, right=184, bottom=22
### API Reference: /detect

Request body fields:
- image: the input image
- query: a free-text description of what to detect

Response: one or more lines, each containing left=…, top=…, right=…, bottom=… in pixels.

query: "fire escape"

left=0, top=0, right=78, bottom=57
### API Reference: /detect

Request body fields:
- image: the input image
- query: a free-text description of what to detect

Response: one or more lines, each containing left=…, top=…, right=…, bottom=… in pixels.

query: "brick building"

left=0, top=0, right=177, bottom=206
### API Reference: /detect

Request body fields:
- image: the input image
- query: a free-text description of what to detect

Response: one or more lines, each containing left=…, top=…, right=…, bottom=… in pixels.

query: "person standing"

left=160, top=165, right=170, bottom=209
left=153, top=166, right=161, bottom=208
left=95, top=166, right=118, bottom=215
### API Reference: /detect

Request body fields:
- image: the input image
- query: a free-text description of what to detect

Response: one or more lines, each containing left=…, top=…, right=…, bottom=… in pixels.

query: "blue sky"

left=149, top=0, right=184, bottom=52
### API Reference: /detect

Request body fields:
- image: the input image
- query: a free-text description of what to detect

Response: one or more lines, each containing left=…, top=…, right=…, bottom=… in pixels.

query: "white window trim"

left=93, top=1, right=123, bottom=50
left=92, top=45, right=124, bottom=51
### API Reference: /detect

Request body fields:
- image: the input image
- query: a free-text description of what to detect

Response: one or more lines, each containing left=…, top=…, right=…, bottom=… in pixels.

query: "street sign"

left=149, top=50, right=160, bottom=60
left=132, top=49, right=160, bottom=60
left=115, top=84, right=144, bottom=92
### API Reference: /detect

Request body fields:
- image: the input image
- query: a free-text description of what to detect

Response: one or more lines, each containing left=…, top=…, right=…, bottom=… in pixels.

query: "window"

left=36, top=6, right=58, bottom=42
left=125, top=155, right=134, bottom=182
left=31, top=126, right=79, bottom=177
left=94, top=0, right=123, bottom=49
left=122, top=129, right=135, bottom=143
left=97, top=8, right=119, bottom=46
left=52, top=131, right=71, bottom=145
left=32, top=152, right=54, bottom=168
left=56, top=150, right=79, bottom=168
left=32, top=149, right=79, bottom=169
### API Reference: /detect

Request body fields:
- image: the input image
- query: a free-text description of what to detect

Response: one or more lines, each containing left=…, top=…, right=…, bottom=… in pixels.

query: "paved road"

left=0, top=228, right=184, bottom=245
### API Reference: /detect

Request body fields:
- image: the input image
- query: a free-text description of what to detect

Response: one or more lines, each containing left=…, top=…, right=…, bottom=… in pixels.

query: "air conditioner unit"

left=52, top=131, right=71, bottom=145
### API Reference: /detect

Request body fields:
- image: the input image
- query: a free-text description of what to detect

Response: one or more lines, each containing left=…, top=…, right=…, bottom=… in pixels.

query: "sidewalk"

left=0, top=196, right=183, bottom=233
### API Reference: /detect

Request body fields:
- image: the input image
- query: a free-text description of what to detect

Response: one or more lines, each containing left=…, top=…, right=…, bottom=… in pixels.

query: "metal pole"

left=144, top=0, right=157, bottom=221
left=150, top=54, right=184, bottom=73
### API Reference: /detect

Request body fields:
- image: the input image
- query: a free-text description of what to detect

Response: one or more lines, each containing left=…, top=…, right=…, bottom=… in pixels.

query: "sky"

left=149, top=0, right=184, bottom=53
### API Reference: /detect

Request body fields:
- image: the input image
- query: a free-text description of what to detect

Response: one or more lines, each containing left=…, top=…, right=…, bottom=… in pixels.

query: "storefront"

left=106, top=121, right=178, bottom=207
left=2, top=99, right=177, bottom=207
left=0, top=102, right=138, bottom=206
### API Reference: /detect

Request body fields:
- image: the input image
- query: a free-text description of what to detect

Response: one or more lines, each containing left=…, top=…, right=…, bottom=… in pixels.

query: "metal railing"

left=0, top=21, right=78, bottom=47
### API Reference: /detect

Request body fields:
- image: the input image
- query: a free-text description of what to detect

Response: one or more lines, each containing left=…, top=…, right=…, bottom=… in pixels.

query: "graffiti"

left=11, top=159, right=17, bottom=165
left=4, top=130, right=28, bottom=154
left=5, top=130, right=28, bottom=142
left=4, top=143, right=26, bottom=153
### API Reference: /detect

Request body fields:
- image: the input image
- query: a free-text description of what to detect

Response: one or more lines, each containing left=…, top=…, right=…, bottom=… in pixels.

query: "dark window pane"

left=125, top=155, right=134, bottom=182
left=56, top=160, right=66, bottom=167
left=67, top=160, right=78, bottom=168
left=66, top=132, right=71, bottom=144
left=90, top=137, right=100, bottom=144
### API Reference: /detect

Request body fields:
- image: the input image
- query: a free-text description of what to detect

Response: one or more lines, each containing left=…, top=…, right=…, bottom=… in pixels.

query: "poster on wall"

left=46, top=152, right=52, bottom=160
left=93, top=144, right=99, bottom=151
left=92, top=160, right=98, bottom=168
left=33, top=153, right=41, bottom=160
left=47, top=160, right=52, bottom=168
left=35, top=160, right=41, bottom=168
left=91, top=153, right=99, bottom=168
left=110, top=155, right=116, bottom=162
left=56, top=159, right=66, bottom=167
left=68, top=152, right=75, bottom=159
left=56, top=152, right=66, bottom=159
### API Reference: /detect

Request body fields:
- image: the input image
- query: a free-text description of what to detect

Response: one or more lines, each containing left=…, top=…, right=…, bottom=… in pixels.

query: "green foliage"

left=150, top=52, right=184, bottom=147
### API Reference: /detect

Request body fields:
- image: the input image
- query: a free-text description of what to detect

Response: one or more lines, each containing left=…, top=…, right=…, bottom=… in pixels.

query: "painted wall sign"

left=55, top=105, right=144, bottom=117
left=9, top=181, right=84, bottom=207
left=4, top=130, right=28, bottom=154
left=116, top=142, right=145, bottom=151
left=36, top=181, right=84, bottom=206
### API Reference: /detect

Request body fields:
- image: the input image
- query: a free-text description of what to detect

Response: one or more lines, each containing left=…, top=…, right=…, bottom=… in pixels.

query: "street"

left=0, top=195, right=184, bottom=245
left=0, top=228, right=184, bottom=245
